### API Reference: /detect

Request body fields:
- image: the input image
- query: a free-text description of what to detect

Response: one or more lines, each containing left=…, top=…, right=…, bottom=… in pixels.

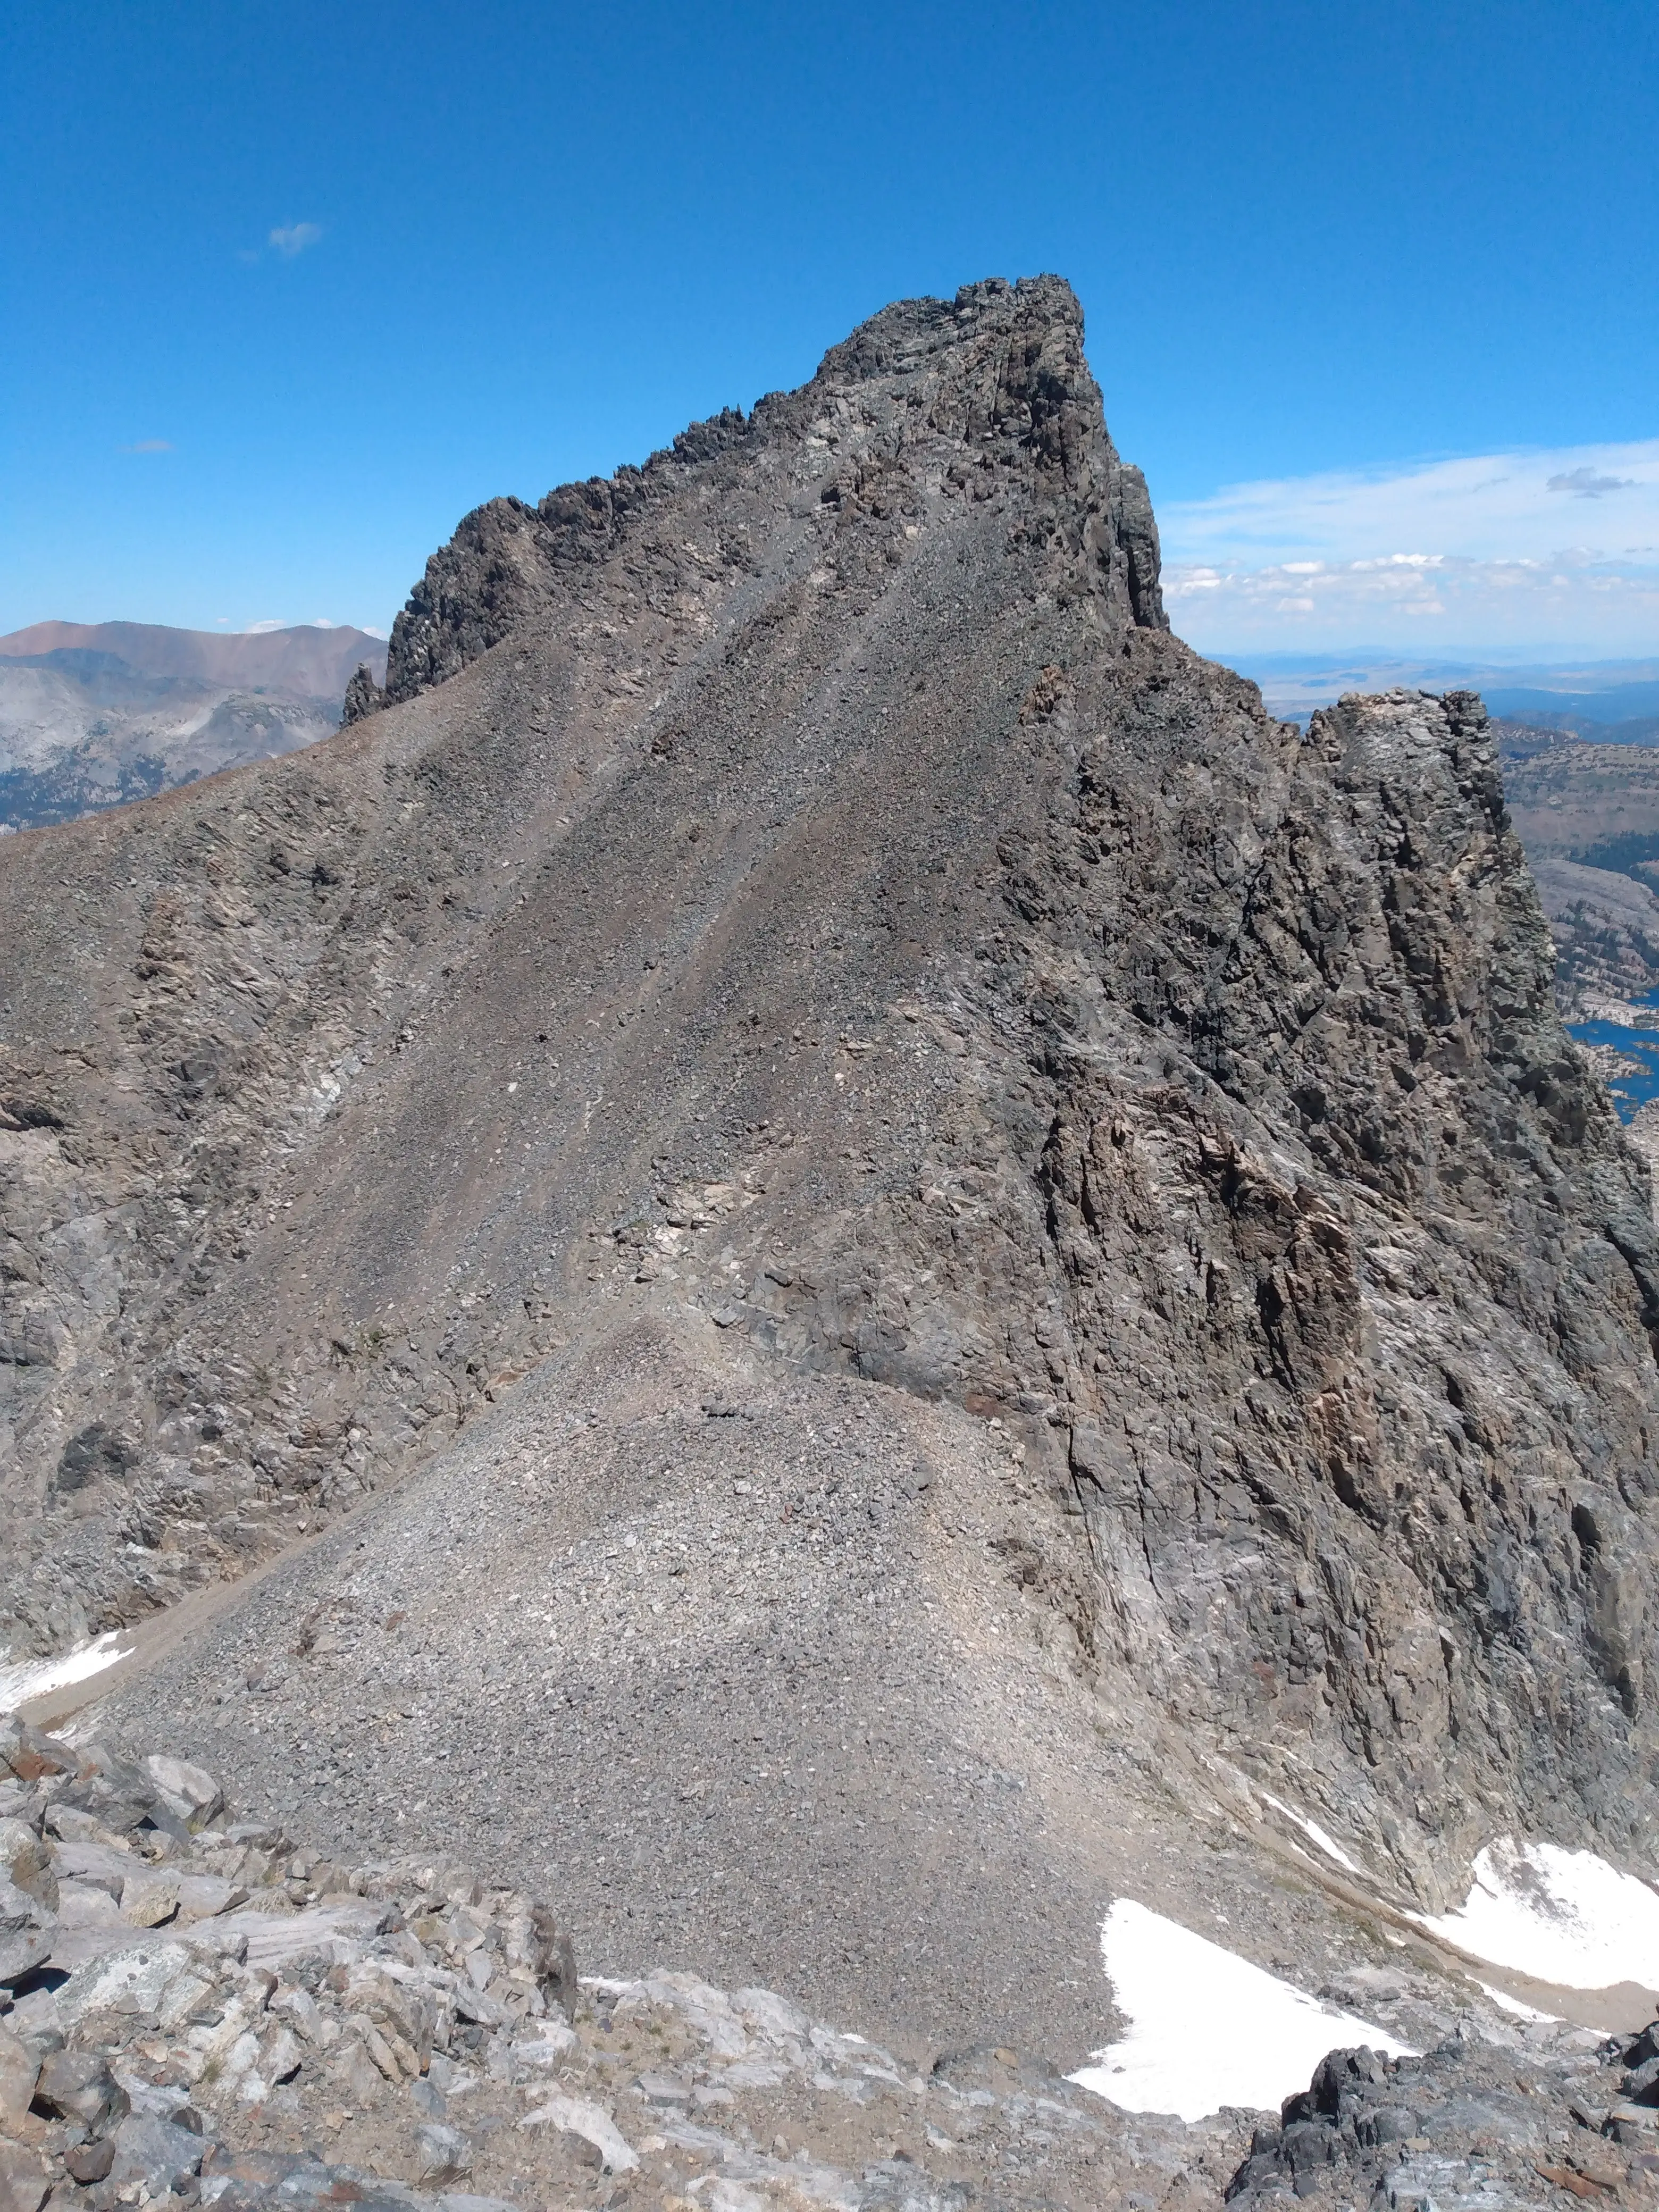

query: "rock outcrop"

left=1225, top=2033, right=1659, bottom=2205
left=2, top=278, right=1657, bottom=2050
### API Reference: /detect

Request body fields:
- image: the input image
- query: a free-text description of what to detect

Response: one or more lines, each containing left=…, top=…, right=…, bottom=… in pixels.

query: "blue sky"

left=3, top=0, right=1655, bottom=655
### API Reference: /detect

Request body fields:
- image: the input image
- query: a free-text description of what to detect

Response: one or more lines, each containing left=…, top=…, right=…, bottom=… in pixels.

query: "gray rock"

left=53, top=1749, right=162, bottom=1836
left=115, top=2071, right=203, bottom=2129
left=107, top=2111, right=208, bottom=2196
left=0, top=2021, right=39, bottom=2125
left=410, top=2075, right=447, bottom=2117
left=0, top=1927, right=51, bottom=1985
left=63, top=2137, right=115, bottom=2185
left=412, top=2122, right=471, bottom=2183
left=0, top=1871, right=43, bottom=1932
left=0, top=2141, right=49, bottom=2212
left=0, top=1817, right=56, bottom=1912
left=144, top=1754, right=224, bottom=1828
left=120, top=1864, right=180, bottom=1925
left=341, top=663, right=387, bottom=726
left=634, top=2069, right=692, bottom=2104
left=32, top=2048, right=130, bottom=2132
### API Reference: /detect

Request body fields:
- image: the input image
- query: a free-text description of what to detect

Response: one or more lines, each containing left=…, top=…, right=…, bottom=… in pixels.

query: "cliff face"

left=1020, top=682, right=1658, bottom=1881
left=2, top=279, right=1656, bottom=1990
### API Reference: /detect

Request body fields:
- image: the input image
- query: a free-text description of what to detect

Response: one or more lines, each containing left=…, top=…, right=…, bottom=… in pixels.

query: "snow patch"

left=1261, top=1791, right=1362, bottom=1875
left=1477, top=1981, right=1561, bottom=2023
left=1070, top=1899, right=1414, bottom=2123
left=1414, top=1838, right=1659, bottom=1991
left=0, top=1630, right=134, bottom=1716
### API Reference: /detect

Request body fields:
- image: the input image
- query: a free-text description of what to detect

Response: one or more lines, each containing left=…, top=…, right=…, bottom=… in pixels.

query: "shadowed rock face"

left=2, top=279, right=1657, bottom=1989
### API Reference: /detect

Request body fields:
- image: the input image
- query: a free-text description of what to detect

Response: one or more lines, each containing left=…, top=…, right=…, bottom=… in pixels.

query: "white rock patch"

left=1070, top=1898, right=1414, bottom=2123
left=520, top=2091, right=639, bottom=2172
left=1414, top=1837, right=1659, bottom=1991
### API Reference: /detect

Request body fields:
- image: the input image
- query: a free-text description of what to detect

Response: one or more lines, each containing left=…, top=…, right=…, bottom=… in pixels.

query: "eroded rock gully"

left=2, top=274, right=1657, bottom=2025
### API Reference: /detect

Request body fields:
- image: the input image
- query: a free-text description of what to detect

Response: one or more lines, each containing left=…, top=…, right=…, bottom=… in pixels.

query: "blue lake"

left=1568, top=1006, right=1659, bottom=1122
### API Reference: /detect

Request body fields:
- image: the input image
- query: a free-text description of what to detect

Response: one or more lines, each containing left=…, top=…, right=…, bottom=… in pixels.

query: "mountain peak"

left=2, top=283, right=1655, bottom=2149
left=361, top=271, right=1163, bottom=719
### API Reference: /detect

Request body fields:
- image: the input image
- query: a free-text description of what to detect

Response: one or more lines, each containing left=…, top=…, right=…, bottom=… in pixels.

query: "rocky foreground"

left=0, top=1716, right=1241, bottom=2210
left=3, top=1720, right=1659, bottom=2212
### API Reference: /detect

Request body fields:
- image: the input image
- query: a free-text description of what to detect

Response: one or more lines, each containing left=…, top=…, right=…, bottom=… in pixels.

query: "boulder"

left=413, top=2122, right=472, bottom=2183
left=31, top=2047, right=129, bottom=2132
left=106, top=2109, right=208, bottom=2197
left=120, top=1865, right=180, bottom=1926
left=0, top=2022, right=40, bottom=2126
left=0, top=1819, right=56, bottom=1913
left=144, top=1754, right=224, bottom=1829
left=0, top=2141, right=48, bottom=2212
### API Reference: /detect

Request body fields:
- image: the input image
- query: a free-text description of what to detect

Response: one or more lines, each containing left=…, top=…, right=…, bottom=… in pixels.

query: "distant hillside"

left=0, top=620, right=388, bottom=832
left=1502, top=735, right=1659, bottom=1009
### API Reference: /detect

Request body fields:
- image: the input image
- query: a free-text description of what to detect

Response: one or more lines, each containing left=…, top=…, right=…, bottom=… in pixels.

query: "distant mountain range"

left=1230, top=651, right=1659, bottom=739
left=1498, top=729, right=1659, bottom=1011
left=0, top=619, right=388, bottom=833
left=1228, top=656, right=1659, bottom=1008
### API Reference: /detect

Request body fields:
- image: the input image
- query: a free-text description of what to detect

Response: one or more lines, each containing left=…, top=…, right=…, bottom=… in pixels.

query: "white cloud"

left=269, top=221, right=323, bottom=259
left=240, top=618, right=381, bottom=636
left=1160, top=439, right=1659, bottom=653
left=121, top=438, right=173, bottom=454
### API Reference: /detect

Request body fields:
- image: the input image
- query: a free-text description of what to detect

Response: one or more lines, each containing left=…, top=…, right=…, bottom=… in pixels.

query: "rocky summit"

left=4, top=275, right=1659, bottom=2208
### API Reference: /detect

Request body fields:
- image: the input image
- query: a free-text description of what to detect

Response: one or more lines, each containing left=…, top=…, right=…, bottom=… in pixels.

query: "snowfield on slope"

left=1414, top=1838, right=1659, bottom=1991
left=1070, top=1898, right=1414, bottom=2123
left=0, top=1628, right=133, bottom=1716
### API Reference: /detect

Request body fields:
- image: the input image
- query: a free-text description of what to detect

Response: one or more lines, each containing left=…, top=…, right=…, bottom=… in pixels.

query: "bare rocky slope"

left=5, top=1718, right=1657, bottom=2212
left=0, top=624, right=387, bottom=833
left=4, top=278, right=1659, bottom=2163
